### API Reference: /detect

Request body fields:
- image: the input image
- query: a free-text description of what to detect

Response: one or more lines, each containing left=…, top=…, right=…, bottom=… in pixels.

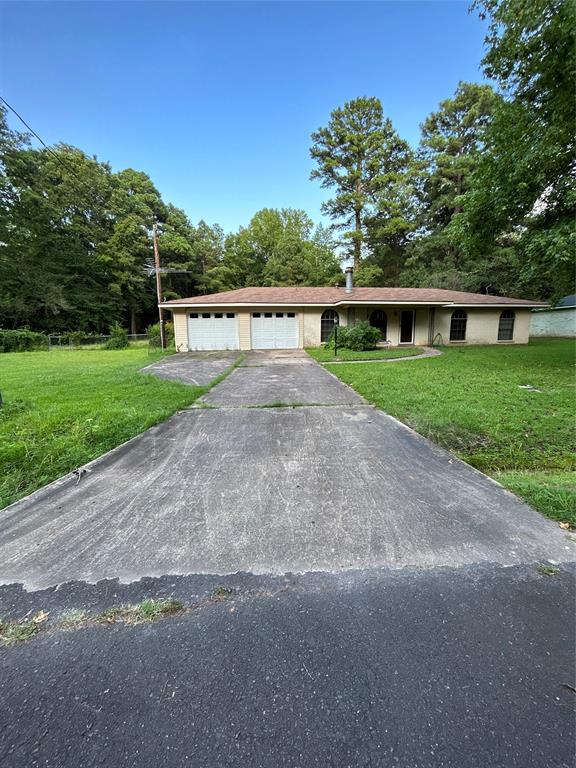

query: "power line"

left=0, top=95, right=97, bottom=197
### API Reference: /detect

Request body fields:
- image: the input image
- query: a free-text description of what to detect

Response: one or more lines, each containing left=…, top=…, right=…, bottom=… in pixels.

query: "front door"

left=399, top=310, right=414, bottom=344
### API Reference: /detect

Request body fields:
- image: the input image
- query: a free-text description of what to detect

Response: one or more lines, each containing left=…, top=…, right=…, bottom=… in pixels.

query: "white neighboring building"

left=530, top=295, right=576, bottom=338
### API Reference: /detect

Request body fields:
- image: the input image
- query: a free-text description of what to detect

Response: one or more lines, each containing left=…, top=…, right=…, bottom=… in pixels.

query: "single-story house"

left=161, top=269, right=546, bottom=352
left=530, top=294, right=576, bottom=338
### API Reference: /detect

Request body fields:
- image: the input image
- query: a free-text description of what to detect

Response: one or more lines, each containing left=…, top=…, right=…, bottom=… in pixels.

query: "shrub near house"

left=326, top=322, right=381, bottom=351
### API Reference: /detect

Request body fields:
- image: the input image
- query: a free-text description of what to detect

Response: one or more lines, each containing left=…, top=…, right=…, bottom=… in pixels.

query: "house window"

left=321, top=309, right=339, bottom=343
left=202, top=313, right=211, bottom=319
left=276, top=312, right=284, bottom=318
left=226, top=313, right=235, bottom=318
left=287, top=312, right=295, bottom=318
left=252, top=312, right=261, bottom=318
left=264, top=312, right=273, bottom=318
left=214, top=313, right=223, bottom=319
left=369, top=309, right=387, bottom=340
left=190, top=313, right=198, bottom=319
left=450, top=310, right=467, bottom=341
left=498, top=310, right=515, bottom=341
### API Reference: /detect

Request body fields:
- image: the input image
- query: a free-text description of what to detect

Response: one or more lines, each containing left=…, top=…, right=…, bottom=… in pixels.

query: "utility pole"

left=152, top=221, right=166, bottom=350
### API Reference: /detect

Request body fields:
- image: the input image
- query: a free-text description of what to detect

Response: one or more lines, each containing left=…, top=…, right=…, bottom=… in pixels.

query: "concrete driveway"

left=202, top=349, right=365, bottom=406
left=1, top=350, right=574, bottom=768
left=0, top=350, right=572, bottom=589
left=141, top=351, right=239, bottom=386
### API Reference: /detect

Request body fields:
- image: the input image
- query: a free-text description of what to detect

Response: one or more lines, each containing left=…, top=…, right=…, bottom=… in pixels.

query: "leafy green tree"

left=203, top=209, right=342, bottom=291
left=310, top=97, right=411, bottom=271
left=402, top=82, right=499, bottom=291
left=464, top=0, right=576, bottom=300
left=156, top=205, right=197, bottom=300
left=0, top=141, right=115, bottom=331
left=262, top=211, right=342, bottom=286
left=191, top=220, right=226, bottom=293
left=98, top=169, right=166, bottom=332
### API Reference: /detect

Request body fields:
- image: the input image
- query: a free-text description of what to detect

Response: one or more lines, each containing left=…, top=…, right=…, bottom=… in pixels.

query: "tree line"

left=0, top=0, right=573, bottom=334
left=310, top=0, right=574, bottom=300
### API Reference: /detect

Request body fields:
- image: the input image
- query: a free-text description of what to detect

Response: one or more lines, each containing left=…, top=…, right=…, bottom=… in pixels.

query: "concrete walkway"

left=325, top=345, right=443, bottom=363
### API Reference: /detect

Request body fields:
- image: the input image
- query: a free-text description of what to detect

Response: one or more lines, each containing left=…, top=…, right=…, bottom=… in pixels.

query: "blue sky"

left=0, top=1, right=488, bottom=233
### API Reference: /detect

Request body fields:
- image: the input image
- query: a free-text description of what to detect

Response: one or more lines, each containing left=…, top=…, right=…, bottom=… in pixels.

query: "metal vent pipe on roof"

left=345, top=266, right=354, bottom=293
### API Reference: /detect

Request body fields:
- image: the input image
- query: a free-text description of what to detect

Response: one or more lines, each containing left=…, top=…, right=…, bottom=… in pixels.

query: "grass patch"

left=326, top=340, right=576, bottom=526
left=0, top=611, right=48, bottom=646
left=497, top=471, right=576, bottom=525
left=1, top=592, right=239, bottom=648
left=306, top=346, right=424, bottom=363
left=95, top=598, right=185, bottom=625
left=0, top=348, right=217, bottom=508
left=212, top=586, right=234, bottom=600
left=129, top=598, right=184, bottom=622
left=59, top=609, right=89, bottom=630
left=536, top=563, right=561, bottom=576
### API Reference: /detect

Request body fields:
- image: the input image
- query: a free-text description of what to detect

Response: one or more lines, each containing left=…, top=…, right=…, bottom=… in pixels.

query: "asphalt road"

left=1, top=565, right=574, bottom=768
left=1, top=350, right=574, bottom=767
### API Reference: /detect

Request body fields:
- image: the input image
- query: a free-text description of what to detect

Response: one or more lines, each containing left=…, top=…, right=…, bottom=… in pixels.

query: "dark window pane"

left=202, top=313, right=211, bottom=319
left=276, top=312, right=284, bottom=318
left=449, top=310, right=467, bottom=341
left=264, top=312, right=273, bottom=318
left=399, top=311, right=413, bottom=343
left=287, top=312, right=295, bottom=318
left=214, top=313, right=223, bottom=319
left=252, top=312, right=261, bottom=318
left=190, top=313, right=198, bottom=319
left=226, top=313, right=235, bottom=318
left=498, top=310, right=515, bottom=341
left=369, top=310, right=387, bottom=340
left=320, top=309, right=340, bottom=343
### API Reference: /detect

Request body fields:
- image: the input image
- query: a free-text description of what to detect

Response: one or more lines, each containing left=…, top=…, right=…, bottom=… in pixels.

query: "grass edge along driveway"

left=324, top=340, right=575, bottom=527
left=306, top=346, right=424, bottom=363
left=0, top=348, right=234, bottom=509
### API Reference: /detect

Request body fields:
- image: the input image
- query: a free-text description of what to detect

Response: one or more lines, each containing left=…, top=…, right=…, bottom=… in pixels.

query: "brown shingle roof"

left=163, top=286, right=546, bottom=307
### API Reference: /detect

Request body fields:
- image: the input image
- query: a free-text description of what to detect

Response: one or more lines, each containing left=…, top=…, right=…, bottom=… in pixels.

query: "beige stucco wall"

left=302, top=306, right=352, bottom=347
left=434, top=308, right=531, bottom=345
left=238, top=311, right=251, bottom=350
left=302, top=308, right=322, bottom=347
left=169, top=305, right=531, bottom=350
left=172, top=310, right=188, bottom=351
left=345, top=306, right=429, bottom=346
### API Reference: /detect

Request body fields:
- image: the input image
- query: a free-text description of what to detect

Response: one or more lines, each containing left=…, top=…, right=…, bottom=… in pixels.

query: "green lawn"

left=306, top=346, right=424, bottom=363
left=325, top=339, right=576, bottom=526
left=0, top=348, right=209, bottom=509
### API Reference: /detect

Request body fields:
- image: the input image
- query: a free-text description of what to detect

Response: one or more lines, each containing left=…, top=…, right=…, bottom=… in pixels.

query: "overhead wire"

left=1, top=95, right=98, bottom=197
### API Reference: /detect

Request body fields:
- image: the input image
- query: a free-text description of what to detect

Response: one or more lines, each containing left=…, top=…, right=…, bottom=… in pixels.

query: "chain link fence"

left=47, top=334, right=149, bottom=349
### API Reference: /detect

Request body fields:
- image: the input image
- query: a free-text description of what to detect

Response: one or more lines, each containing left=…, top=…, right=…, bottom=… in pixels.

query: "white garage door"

left=251, top=311, right=298, bottom=349
left=187, top=312, right=239, bottom=350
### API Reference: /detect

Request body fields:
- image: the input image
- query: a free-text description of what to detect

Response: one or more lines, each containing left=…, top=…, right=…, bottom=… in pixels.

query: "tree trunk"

left=354, top=176, right=362, bottom=270
left=130, top=309, right=137, bottom=335
left=454, top=173, right=463, bottom=214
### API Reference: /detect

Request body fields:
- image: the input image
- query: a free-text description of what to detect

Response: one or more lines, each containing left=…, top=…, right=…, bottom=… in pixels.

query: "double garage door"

left=187, top=311, right=299, bottom=350
left=187, top=312, right=239, bottom=350
left=251, top=312, right=298, bottom=349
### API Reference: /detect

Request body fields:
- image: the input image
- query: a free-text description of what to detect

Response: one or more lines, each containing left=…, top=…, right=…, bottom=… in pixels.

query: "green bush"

left=0, top=329, right=48, bottom=353
left=326, top=321, right=381, bottom=351
left=105, top=323, right=129, bottom=350
left=146, top=321, right=174, bottom=348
